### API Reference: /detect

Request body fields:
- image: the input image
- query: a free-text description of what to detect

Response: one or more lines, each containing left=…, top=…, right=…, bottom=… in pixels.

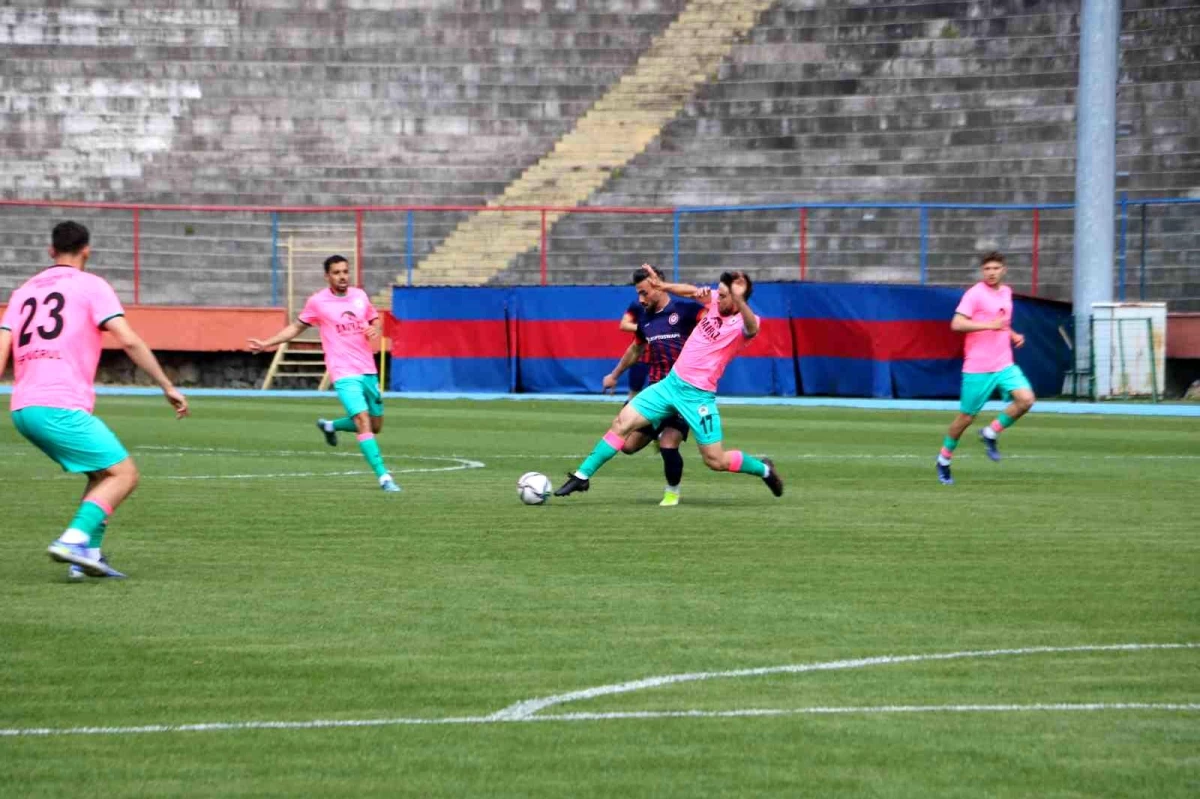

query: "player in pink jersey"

left=936, top=251, right=1037, bottom=485
left=556, top=271, right=783, bottom=498
left=249, top=255, right=400, bottom=492
left=0, top=221, right=189, bottom=580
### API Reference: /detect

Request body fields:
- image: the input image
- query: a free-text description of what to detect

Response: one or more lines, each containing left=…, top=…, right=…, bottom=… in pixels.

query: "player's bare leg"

left=49, top=459, right=139, bottom=579
left=979, top=388, right=1036, bottom=461
left=620, top=429, right=654, bottom=455
left=696, top=441, right=782, bottom=497
left=556, top=404, right=651, bottom=496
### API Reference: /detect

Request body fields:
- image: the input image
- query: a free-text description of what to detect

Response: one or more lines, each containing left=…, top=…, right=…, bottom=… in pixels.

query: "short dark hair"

left=980, top=251, right=1005, bottom=267
left=51, top=221, right=89, bottom=255
left=719, top=270, right=753, bottom=301
left=323, top=254, right=349, bottom=273
left=631, top=266, right=654, bottom=285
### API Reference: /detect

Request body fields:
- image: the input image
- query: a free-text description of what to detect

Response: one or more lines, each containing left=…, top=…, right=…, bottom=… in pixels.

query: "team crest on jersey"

left=668, top=312, right=679, bottom=325
left=697, top=404, right=709, bottom=416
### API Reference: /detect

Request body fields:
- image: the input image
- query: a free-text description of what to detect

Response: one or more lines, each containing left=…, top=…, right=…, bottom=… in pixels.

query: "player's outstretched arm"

left=603, top=340, right=645, bottom=393
left=0, top=328, right=11, bottom=379
left=619, top=311, right=638, bottom=334
left=247, top=321, right=309, bottom=353
left=103, top=317, right=189, bottom=418
left=648, top=275, right=706, bottom=300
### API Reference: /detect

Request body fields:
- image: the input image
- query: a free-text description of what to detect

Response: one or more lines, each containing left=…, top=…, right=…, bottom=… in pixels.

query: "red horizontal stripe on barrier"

left=518, top=320, right=633, bottom=359
left=742, top=317, right=793, bottom=357
left=390, top=320, right=509, bottom=358
left=792, top=319, right=961, bottom=360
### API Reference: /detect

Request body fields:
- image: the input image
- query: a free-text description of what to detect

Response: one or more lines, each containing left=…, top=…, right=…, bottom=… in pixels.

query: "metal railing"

left=1, top=197, right=1197, bottom=308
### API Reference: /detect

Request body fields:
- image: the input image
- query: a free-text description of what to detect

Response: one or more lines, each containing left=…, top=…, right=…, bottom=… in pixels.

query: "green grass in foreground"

left=1, top=397, right=1197, bottom=798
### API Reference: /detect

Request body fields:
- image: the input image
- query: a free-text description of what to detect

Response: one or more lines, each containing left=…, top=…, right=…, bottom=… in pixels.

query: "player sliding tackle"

left=603, top=263, right=706, bottom=507
left=556, top=271, right=783, bottom=499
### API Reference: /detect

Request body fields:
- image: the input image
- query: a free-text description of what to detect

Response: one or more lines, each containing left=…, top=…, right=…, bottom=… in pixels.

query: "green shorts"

left=959, top=365, right=1033, bottom=416
left=630, top=371, right=723, bottom=446
left=11, top=406, right=129, bottom=473
left=334, top=374, right=384, bottom=418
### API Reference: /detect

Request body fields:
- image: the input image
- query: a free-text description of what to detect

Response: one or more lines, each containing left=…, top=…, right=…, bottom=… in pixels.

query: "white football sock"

left=59, top=528, right=88, bottom=545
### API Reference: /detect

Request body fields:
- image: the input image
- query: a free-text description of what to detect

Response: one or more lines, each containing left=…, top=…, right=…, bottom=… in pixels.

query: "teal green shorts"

left=334, top=374, right=384, bottom=418
left=959, top=364, right=1033, bottom=415
left=630, top=371, right=723, bottom=446
left=11, top=406, right=129, bottom=473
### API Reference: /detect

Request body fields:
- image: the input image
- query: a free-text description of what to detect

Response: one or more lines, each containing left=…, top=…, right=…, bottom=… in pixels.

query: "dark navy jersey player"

left=603, top=264, right=705, bottom=507
left=619, top=299, right=650, bottom=396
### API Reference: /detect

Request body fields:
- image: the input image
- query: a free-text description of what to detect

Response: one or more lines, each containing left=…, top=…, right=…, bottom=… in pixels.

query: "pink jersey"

left=1, top=266, right=124, bottom=413
left=671, top=291, right=757, bottom=392
left=298, top=287, right=379, bottom=382
left=955, top=281, right=1014, bottom=373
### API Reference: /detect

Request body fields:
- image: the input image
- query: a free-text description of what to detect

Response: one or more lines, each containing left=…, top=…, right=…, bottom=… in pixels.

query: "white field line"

left=3, top=704, right=1198, bottom=738
left=489, top=643, right=1200, bottom=720
left=1, top=643, right=1194, bottom=738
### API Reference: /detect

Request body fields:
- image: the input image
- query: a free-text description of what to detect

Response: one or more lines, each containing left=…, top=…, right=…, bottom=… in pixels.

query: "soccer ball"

left=516, top=472, right=553, bottom=505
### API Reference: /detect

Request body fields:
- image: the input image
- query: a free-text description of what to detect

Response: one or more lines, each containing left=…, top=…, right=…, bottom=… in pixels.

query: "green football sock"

left=357, top=434, right=389, bottom=478
left=942, top=436, right=959, bottom=452
left=731, top=450, right=767, bottom=477
left=996, top=412, right=1016, bottom=429
left=332, top=417, right=358, bottom=432
left=578, top=433, right=624, bottom=479
left=67, top=500, right=109, bottom=544
left=92, top=521, right=108, bottom=549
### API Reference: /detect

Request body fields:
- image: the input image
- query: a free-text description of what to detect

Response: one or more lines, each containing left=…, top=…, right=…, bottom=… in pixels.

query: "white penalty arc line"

left=19, top=452, right=485, bottom=481
left=488, top=642, right=1200, bottom=721
left=1, top=643, right=1195, bottom=738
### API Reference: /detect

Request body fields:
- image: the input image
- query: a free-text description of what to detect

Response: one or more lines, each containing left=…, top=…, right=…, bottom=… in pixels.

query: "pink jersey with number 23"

left=1, top=266, right=125, bottom=413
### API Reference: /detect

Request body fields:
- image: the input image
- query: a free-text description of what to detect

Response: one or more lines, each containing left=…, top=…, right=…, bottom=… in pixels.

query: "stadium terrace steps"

left=403, top=0, right=778, bottom=288
left=0, top=0, right=1197, bottom=309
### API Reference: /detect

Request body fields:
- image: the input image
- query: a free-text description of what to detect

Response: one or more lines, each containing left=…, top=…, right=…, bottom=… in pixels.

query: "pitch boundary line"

left=1, top=643, right=1194, bottom=738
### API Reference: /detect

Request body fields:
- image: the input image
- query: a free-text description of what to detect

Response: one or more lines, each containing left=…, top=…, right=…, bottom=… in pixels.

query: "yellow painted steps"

left=401, top=0, right=777, bottom=287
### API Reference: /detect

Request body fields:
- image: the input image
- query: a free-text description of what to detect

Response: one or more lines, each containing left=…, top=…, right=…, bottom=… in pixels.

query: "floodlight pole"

left=1072, top=0, right=1121, bottom=373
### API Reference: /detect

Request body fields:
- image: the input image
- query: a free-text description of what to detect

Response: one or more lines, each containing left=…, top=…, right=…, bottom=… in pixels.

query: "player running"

left=936, top=251, right=1036, bottom=485
left=249, top=255, right=400, bottom=493
left=0, top=221, right=189, bottom=580
left=556, top=270, right=783, bottom=499
left=603, top=264, right=706, bottom=506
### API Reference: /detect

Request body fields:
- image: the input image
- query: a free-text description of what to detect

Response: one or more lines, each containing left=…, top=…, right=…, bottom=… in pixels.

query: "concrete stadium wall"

left=1, top=0, right=1197, bottom=307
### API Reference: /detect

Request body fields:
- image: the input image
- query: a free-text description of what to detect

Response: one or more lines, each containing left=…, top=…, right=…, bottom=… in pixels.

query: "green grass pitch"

left=1, top=396, right=1197, bottom=797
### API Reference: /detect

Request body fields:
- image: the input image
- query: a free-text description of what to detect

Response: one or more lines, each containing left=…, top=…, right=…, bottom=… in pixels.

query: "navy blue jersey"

left=624, top=300, right=651, bottom=366
left=633, top=297, right=706, bottom=384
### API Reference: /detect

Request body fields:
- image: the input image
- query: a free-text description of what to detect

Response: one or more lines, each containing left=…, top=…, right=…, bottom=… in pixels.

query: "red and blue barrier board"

left=390, top=283, right=1071, bottom=399
left=389, top=286, right=512, bottom=392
